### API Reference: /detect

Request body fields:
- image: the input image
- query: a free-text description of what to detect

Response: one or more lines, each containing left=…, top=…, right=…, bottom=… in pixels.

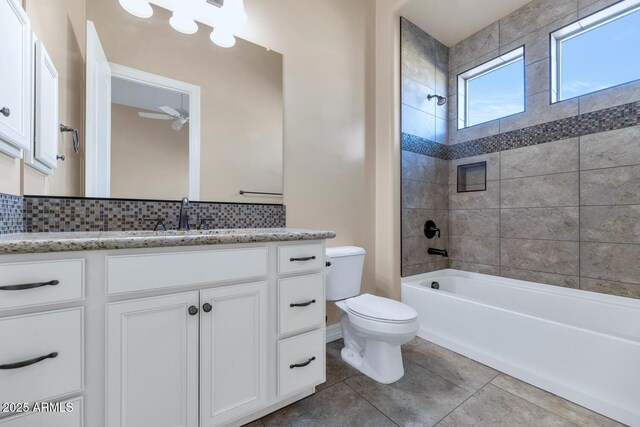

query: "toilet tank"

left=325, top=246, right=366, bottom=301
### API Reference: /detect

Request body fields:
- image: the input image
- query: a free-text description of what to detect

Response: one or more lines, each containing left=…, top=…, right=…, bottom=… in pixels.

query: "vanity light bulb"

left=225, top=0, right=248, bottom=27
left=169, top=13, right=198, bottom=35
left=210, top=29, right=236, bottom=48
left=118, top=0, right=153, bottom=19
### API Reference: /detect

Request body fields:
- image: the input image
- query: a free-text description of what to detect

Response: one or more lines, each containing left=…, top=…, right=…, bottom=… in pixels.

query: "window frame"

left=457, top=46, right=525, bottom=129
left=550, top=0, right=640, bottom=103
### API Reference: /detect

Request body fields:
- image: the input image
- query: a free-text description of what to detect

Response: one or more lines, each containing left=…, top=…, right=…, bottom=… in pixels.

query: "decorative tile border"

left=0, top=193, right=24, bottom=234
left=23, top=197, right=286, bottom=233
left=402, top=101, right=640, bottom=160
left=401, top=133, right=449, bottom=159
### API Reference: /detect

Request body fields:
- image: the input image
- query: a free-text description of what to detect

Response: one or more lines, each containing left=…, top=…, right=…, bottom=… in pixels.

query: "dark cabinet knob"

left=188, top=305, right=198, bottom=316
left=1, top=107, right=10, bottom=117
left=203, top=303, right=212, bottom=313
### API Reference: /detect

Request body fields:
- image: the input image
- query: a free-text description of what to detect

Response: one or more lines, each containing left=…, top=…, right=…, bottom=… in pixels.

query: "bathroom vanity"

left=0, top=229, right=335, bottom=427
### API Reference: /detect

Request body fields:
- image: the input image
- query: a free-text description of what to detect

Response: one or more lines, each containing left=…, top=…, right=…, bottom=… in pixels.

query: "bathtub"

left=401, top=269, right=640, bottom=426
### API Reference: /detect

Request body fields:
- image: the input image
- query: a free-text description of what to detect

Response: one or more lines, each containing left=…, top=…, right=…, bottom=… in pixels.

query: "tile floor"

left=246, top=338, right=624, bottom=427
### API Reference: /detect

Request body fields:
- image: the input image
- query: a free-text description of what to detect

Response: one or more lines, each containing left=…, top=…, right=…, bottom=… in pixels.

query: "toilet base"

left=340, top=341, right=405, bottom=384
left=337, top=304, right=417, bottom=384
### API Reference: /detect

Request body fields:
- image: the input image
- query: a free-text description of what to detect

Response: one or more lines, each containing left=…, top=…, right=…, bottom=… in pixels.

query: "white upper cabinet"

left=33, top=40, right=59, bottom=170
left=0, top=0, right=32, bottom=156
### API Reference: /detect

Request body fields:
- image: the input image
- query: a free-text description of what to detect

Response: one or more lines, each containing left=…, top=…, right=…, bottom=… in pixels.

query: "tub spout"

left=428, top=248, right=448, bottom=257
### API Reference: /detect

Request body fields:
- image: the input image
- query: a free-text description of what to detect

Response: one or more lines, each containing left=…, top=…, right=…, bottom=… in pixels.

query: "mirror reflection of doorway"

left=85, top=21, right=201, bottom=200
left=111, top=75, right=192, bottom=200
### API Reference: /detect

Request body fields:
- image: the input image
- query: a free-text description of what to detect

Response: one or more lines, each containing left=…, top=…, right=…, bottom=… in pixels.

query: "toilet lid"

left=345, top=294, right=417, bottom=322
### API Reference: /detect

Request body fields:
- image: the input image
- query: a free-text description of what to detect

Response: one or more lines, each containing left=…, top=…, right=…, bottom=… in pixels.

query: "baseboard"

left=326, top=323, right=342, bottom=342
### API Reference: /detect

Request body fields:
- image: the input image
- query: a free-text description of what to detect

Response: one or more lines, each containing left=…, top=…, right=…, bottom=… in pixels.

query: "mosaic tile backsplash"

left=22, top=197, right=285, bottom=233
left=402, top=101, right=640, bottom=161
left=0, top=193, right=24, bottom=234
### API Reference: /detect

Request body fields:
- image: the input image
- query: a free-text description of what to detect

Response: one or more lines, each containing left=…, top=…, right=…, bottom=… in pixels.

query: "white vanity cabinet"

left=0, top=0, right=32, bottom=156
left=0, top=238, right=328, bottom=427
left=200, top=282, right=268, bottom=426
left=106, top=292, right=200, bottom=427
left=0, top=258, right=85, bottom=427
left=106, top=283, right=268, bottom=427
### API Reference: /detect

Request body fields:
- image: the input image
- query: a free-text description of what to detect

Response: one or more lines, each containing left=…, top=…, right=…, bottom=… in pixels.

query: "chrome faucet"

left=178, top=197, right=191, bottom=231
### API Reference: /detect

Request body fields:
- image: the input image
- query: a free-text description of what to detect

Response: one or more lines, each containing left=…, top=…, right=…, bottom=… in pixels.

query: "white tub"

left=401, top=269, right=640, bottom=426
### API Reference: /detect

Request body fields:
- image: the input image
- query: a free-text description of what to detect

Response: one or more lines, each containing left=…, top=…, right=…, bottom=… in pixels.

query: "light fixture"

left=118, top=0, right=153, bottom=19
left=169, top=12, right=198, bottom=34
left=118, top=0, right=247, bottom=48
left=210, top=28, right=236, bottom=48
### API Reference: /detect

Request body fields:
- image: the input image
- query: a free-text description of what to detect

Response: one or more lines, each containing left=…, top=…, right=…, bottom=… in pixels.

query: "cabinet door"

left=0, top=0, right=31, bottom=155
left=34, top=40, right=59, bottom=170
left=106, top=292, right=199, bottom=427
left=200, top=282, right=268, bottom=426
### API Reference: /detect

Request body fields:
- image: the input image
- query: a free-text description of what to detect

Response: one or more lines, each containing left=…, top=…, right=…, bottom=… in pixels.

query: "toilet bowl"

left=326, top=247, right=418, bottom=384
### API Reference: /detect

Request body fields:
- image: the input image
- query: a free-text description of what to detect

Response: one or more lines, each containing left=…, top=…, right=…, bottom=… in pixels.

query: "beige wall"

left=0, top=153, right=21, bottom=196
left=110, top=104, right=189, bottom=200
left=86, top=1, right=283, bottom=204
left=239, top=0, right=412, bottom=322
left=23, top=0, right=85, bottom=197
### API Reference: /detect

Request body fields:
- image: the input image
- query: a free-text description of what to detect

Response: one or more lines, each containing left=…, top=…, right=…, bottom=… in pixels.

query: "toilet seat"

left=345, top=294, right=417, bottom=323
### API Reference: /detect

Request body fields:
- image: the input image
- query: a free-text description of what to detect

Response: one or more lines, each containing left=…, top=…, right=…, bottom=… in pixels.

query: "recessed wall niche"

left=457, top=162, right=486, bottom=193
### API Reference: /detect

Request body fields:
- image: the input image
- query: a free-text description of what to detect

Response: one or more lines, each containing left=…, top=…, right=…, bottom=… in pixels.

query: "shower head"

left=428, top=94, right=447, bottom=106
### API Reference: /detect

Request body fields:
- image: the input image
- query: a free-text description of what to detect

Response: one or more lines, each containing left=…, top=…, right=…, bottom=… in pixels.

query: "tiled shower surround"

left=400, top=18, right=451, bottom=276
left=16, top=196, right=285, bottom=233
left=401, top=0, right=640, bottom=299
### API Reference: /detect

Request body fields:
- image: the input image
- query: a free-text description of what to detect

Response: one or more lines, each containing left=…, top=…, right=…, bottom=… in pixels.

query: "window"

left=551, top=0, right=640, bottom=102
left=457, top=47, right=525, bottom=129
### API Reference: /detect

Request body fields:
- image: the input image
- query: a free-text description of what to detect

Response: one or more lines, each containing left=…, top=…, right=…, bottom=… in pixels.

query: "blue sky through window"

left=561, top=7, right=640, bottom=100
left=467, top=58, right=525, bottom=127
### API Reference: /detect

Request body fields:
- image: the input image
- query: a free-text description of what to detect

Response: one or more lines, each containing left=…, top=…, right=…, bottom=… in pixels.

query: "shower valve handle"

left=424, top=220, right=441, bottom=239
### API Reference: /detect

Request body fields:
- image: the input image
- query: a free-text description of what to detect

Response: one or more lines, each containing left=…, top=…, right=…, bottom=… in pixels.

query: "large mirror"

left=20, top=0, right=284, bottom=204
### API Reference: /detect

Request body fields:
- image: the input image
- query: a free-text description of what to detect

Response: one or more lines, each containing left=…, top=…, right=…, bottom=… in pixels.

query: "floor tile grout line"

left=341, top=380, right=401, bottom=427
left=433, top=381, right=493, bottom=426
left=405, top=352, right=500, bottom=396
left=489, top=381, right=588, bottom=427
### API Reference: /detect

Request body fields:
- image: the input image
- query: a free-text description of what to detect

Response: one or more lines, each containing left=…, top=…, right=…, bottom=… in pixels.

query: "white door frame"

left=85, top=21, right=111, bottom=198
left=108, top=63, right=201, bottom=200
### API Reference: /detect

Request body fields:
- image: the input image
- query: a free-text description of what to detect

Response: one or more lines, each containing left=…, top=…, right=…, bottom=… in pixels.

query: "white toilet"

left=326, top=246, right=418, bottom=384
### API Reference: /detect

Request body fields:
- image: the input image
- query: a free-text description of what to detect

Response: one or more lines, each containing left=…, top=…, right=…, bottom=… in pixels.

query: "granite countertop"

left=0, top=228, right=337, bottom=255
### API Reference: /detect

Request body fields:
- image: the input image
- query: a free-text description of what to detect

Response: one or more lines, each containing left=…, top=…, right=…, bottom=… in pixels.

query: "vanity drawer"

left=106, top=247, right=267, bottom=294
left=277, top=329, right=325, bottom=397
left=0, top=308, right=83, bottom=405
left=278, top=274, right=325, bottom=335
left=278, top=244, right=324, bottom=275
left=0, top=397, right=83, bottom=426
left=0, top=259, right=84, bottom=310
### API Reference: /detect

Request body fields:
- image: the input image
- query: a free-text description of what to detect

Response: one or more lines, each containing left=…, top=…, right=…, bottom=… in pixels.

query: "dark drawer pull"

left=290, top=299, right=316, bottom=308
left=290, top=356, right=316, bottom=369
left=0, top=352, right=58, bottom=370
left=290, top=256, right=316, bottom=262
left=0, top=280, right=59, bottom=291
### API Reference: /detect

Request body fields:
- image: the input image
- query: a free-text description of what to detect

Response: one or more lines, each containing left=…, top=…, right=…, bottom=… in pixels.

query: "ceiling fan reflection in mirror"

left=138, top=105, right=189, bottom=131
